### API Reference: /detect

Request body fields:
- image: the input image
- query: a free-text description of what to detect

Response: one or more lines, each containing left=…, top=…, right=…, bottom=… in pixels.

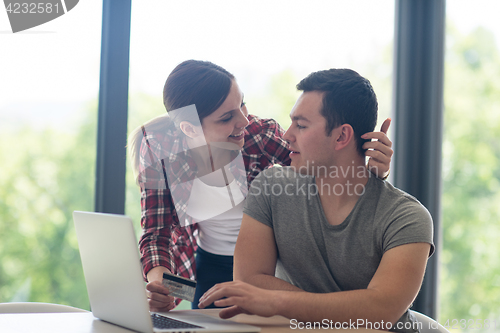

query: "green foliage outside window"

left=0, top=105, right=96, bottom=308
left=439, top=26, right=500, bottom=325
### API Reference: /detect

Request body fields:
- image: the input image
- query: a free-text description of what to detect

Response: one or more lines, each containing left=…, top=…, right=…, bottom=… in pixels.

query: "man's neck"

left=315, top=157, right=370, bottom=216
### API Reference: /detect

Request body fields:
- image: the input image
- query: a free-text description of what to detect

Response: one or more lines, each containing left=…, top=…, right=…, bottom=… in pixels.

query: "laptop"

left=73, top=211, right=260, bottom=333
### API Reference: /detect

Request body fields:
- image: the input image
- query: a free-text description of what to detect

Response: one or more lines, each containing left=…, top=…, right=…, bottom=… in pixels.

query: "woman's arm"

left=139, top=188, right=177, bottom=277
left=139, top=187, right=198, bottom=311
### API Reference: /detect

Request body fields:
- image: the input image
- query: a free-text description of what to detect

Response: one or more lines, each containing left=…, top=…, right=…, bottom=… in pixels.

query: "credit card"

left=162, top=272, right=197, bottom=302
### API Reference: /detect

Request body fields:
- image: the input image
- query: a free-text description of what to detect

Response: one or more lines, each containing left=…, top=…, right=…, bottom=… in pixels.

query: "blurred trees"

left=244, top=68, right=300, bottom=130
left=0, top=104, right=96, bottom=309
left=439, top=26, right=500, bottom=323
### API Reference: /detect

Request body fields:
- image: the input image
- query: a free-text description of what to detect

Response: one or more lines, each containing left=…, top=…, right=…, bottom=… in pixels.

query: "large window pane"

left=441, top=0, right=500, bottom=326
left=0, top=2, right=102, bottom=309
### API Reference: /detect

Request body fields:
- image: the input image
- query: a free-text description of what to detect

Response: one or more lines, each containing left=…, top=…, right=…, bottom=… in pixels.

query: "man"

left=198, top=68, right=434, bottom=333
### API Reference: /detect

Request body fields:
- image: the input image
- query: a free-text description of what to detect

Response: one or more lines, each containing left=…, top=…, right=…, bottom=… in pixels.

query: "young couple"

left=129, top=60, right=433, bottom=333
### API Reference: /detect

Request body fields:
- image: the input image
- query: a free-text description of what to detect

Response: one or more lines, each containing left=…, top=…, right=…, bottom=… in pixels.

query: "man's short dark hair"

left=296, top=68, right=378, bottom=156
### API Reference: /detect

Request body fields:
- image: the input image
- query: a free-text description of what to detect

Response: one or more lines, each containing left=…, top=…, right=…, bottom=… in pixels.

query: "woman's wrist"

left=147, top=266, right=171, bottom=283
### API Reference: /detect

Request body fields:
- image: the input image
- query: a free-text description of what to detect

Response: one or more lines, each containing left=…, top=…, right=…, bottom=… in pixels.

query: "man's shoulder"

left=367, top=178, right=435, bottom=256
left=371, top=177, right=419, bottom=203
left=370, top=177, right=432, bottom=218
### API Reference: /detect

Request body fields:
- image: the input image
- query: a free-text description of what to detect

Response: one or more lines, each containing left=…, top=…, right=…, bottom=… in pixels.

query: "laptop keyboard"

left=151, top=313, right=204, bottom=330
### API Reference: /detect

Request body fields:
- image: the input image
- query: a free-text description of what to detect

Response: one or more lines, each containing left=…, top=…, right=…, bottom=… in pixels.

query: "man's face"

left=283, top=91, right=337, bottom=174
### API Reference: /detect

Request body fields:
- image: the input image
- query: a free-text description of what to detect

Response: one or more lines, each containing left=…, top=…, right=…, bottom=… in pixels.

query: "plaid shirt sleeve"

left=137, top=130, right=197, bottom=287
left=246, top=115, right=291, bottom=164
left=138, top=188, right=197, bottom=279
left=243, top=115, right=291, bottom=182
left=138, top=186, right=197, bottom=307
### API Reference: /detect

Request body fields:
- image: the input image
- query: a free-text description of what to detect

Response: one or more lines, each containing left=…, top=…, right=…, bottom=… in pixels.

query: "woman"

left=129, top=60, right=393, bottom=311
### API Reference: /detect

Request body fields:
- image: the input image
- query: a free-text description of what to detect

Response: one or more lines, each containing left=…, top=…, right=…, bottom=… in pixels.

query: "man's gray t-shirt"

left=243, top=166, right=434, bottom=333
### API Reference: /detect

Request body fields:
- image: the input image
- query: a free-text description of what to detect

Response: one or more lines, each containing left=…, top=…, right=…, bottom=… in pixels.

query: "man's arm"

left=275, top=242, right=431, bottom=324
left=233, top=214, right=302, bottom=292
left=200, top=242, right=430, bottom=326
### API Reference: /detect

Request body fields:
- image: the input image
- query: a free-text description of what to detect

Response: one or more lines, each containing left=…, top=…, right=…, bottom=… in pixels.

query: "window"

left=0, top=2, right=102, bottom=309
left=441, top=0, right=500, bottom=324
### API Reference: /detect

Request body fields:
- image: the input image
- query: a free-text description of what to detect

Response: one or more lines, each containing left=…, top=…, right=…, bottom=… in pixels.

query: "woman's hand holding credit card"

left=162, top=272, right=197, bottom=302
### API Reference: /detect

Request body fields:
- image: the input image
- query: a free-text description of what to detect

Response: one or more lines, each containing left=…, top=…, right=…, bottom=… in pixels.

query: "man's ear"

left=179, top=121, right=201, bottom=139
left=334, top=124, right=355, bottom=151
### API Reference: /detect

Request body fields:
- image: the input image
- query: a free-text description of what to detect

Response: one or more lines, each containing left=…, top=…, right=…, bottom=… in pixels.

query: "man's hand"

left=146, top=266, right=175, bottom=312
left=362, top=118, right=393, bottom=179
left=198, top=281, right=279, bottom=319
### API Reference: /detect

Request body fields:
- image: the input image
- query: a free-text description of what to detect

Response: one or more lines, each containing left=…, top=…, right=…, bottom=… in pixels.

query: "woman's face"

left=198, top=80, right=249, bottom=149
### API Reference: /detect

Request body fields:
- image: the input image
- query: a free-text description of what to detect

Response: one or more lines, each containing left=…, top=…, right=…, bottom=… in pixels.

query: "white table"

left=0, top=309, right=384, bottom=332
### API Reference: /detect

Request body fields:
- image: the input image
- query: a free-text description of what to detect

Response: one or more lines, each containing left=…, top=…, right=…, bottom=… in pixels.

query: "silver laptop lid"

left=74, top=211, right=154, bottom=333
